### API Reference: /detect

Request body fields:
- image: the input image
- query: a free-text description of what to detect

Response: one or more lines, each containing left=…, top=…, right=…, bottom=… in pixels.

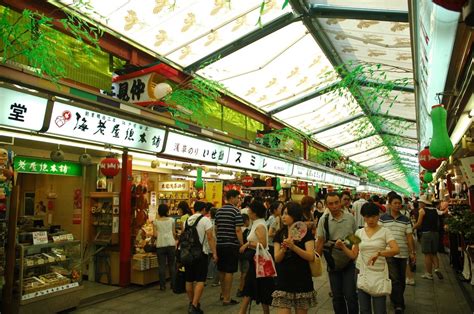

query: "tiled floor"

left=71, top=247, right=472, bottom=314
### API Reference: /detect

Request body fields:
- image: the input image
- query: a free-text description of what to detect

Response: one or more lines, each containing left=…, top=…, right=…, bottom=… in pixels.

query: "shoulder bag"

left=356, top=255, right=392, bottom=296
left=322, top=215, right=352, bottom=271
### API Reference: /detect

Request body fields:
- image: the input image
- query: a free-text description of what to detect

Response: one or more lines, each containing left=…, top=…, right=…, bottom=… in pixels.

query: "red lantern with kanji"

left=242, top=175, right=254, bottom=187
left=419, top=146, right=443, bottom=171
left=100, top=156, right=121, bottom=178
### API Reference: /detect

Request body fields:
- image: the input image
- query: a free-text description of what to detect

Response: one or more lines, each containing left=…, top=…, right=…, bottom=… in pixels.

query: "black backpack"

left=178, top=215, right=205, bottom=265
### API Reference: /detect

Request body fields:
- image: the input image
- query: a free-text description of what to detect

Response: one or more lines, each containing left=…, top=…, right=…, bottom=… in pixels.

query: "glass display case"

left=17, top=239, right=82, bottom=311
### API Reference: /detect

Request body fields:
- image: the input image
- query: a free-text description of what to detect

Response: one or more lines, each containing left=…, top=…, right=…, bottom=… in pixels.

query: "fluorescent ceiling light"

left=309, top=0, right=408, bottom=11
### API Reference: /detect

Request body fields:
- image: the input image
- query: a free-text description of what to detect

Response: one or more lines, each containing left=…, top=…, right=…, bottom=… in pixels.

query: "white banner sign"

left=47, top=102, right=166, bottom=153
left=158, top=181, right=189, bottom=191
left=227, top=148, right=263, bottom=171
left=325, top=173, right=335, bottom=184
left=112, top=73, right=155, bottom=104
left=261, top=156, right=293, bottom=176
left=0, top=87, right=48, bottom=131
left=163, top=132, right=229, bottom=163
left=292, top=165, right=326, bottom=182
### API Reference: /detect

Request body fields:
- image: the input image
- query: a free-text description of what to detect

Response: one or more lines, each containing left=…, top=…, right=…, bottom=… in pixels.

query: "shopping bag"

left=254, top=243, right=277, bottom=278
left=173, top=266, right=186, bottom=294
left=309, top=251, right=323, bottom=277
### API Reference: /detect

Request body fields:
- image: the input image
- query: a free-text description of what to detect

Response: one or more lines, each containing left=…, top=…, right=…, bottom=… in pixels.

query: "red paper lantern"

left=242, top=175, right=254, bottom=187
left=419, top=146, right=443, bottom=171
left=265, top=177, right=273, bottom=187
left=100, top=156, right=121, bottom=178
left=297, top=181, right=307, bottom=189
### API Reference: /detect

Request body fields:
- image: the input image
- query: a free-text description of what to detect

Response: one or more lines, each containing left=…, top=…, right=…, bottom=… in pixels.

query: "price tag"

left=65, top=234, right=74, bottom=241
left=32, top=231, right=48, bottom=245
left=52, top=235, right=61, bottom=243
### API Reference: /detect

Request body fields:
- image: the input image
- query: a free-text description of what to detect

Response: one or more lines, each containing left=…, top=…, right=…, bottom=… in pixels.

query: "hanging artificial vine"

left=164, top=76, right=228, bottom=124
left=0, top=2, right=103, bottom=83
left=317, top=61, right=416, bottom=192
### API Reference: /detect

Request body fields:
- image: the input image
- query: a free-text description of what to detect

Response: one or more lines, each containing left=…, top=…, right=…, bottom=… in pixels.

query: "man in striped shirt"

left=215, top=189, right=244, bottom=306
left=380, top=193, right=416, bottom=314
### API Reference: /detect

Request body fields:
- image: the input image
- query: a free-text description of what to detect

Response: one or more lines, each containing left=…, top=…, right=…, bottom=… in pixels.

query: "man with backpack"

left=181, top=201, right=217, bottom=314
left=215, top=189, right=244, bottom=306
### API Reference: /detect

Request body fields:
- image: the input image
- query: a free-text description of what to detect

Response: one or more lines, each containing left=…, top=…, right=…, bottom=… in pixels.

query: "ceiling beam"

left=184, top=12, right=300, bottom=74
left=347, top=144, right=385, bottom=158
left=268, top=81, right=339, bottom=115
left=358, top=153, right=391, bottom=165
left=308, top=5, right=409, bottom=22
left=331, top=132, right=379, bottom=149
left=310, top=114, right=416, bottom=136
left=357, top=80, right=414, bottom=93
left=310, top=113, right=365, bottom=135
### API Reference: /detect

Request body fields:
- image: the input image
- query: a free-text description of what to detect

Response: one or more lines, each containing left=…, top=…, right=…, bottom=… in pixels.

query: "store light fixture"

left=451, top=94, right=474, bottom=147
left=0, top=129, right=123, bottom=154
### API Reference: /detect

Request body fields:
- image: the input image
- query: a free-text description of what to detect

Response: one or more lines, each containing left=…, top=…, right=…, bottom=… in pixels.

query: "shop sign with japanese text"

left=111, top=73, right=155, bottom=105
left=325, top=173, right=335, bottom=184
left=0, top=87, right=48, bottom=131
left=158, top=181, right=189, bottom=191
left=227, top=148, right=262, bottom=171
left=163, top=132, right=229, bottom=163
left=261, top=157, right=293, bottom=176
left=47, top=102, right=166, bottom=153
left=14, top=156, right=82, bottom=176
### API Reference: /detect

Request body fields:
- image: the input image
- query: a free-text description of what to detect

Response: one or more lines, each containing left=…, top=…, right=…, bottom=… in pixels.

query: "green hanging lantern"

left=422, top=182, right=428, bottom=189
left=424, top=171, right=433, bottom=183
left=429, top=105, right=454, bottom=158
left=195, top=167, right=204, bottom=189
left=337, top=186, right=342, bottom=193
left=275, top=177, right=282, bottom=192
left=314, top=184, right=320, bottom=194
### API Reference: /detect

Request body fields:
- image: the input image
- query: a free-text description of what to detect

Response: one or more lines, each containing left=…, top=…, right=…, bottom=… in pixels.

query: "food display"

left=18, top=237, right=82, bottom=302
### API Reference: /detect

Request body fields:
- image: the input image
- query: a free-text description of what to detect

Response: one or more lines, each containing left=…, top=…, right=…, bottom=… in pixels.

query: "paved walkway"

left=72, top=247, right=472, bottom=314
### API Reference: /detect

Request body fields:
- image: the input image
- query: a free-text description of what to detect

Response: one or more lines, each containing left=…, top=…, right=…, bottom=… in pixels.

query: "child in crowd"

left=237, top=213, right=250, bottom=297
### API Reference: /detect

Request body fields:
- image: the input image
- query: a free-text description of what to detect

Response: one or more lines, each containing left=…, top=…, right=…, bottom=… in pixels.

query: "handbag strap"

left=324, top=214, right=331, bottom=242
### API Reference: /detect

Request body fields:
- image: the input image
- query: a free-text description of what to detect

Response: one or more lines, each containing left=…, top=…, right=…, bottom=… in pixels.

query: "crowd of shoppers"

left=147, top=188, right=447, bottom=314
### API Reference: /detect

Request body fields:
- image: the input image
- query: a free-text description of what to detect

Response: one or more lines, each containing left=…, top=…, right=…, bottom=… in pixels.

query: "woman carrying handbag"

left=238, top=200, right=275, bottom=314
left=336, top=202, right=399, bottom=314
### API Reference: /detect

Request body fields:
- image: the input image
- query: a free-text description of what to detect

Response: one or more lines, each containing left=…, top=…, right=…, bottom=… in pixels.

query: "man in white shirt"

left=353, top=193, right=368, bottom=228
left=185, top=201, right=217, bottom=314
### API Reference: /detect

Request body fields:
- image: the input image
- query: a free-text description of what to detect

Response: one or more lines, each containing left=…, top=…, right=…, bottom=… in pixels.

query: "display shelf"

left=21, top=282, right=80, bottom=302
left=22, top=240, right=80, bottom=251
left=22, top=258, right=71, bottom=270
left=89, top=192, right=120, bottom=198
left=17, top=239, right=82, bottom=306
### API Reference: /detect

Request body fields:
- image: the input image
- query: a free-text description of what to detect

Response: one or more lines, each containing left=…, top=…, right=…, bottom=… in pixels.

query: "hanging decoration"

left=337, top=186, right=342, bottom=193
left=314, top=184, right=320, bottom=194
left=275, top=177, right=282, bottom=192
left=241, top=175, right=254, bottom=187
left=297, top=181, right=307, bottom=190
left=99, top=155, right=120, bottom=178
left=424, top=171, right=433, bottom=183
left=195, top=167, right=204, bottom=189
left=418, top=146, right=443, bottom=171
left=429, top=105, right=454, bottom=158
left=79, top=153, right=92, bottom=166
left=422, top=182, right=428, bottom=189
left=432, top=0, right=467, bottom=12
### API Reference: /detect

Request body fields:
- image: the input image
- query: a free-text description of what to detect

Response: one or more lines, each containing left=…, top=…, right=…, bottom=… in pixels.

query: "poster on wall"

left=72, top=189, right=82, bottom=224
left=205, top=181, right=223, bottom=208
left=459, top=156, right=474, bottom=186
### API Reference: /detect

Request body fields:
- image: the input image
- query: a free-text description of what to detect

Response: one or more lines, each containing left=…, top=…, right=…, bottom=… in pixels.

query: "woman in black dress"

left=272, top=202, right=317, bottom=313
left=238, top=201, right=275, bottom=314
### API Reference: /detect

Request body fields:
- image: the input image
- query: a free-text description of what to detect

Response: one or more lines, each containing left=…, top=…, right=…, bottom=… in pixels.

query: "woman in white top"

left=153, top=204, right=177, bottom=291
left=337, top=202, right=399, bottom=314
left=239, top=201, right=275, bottom=314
